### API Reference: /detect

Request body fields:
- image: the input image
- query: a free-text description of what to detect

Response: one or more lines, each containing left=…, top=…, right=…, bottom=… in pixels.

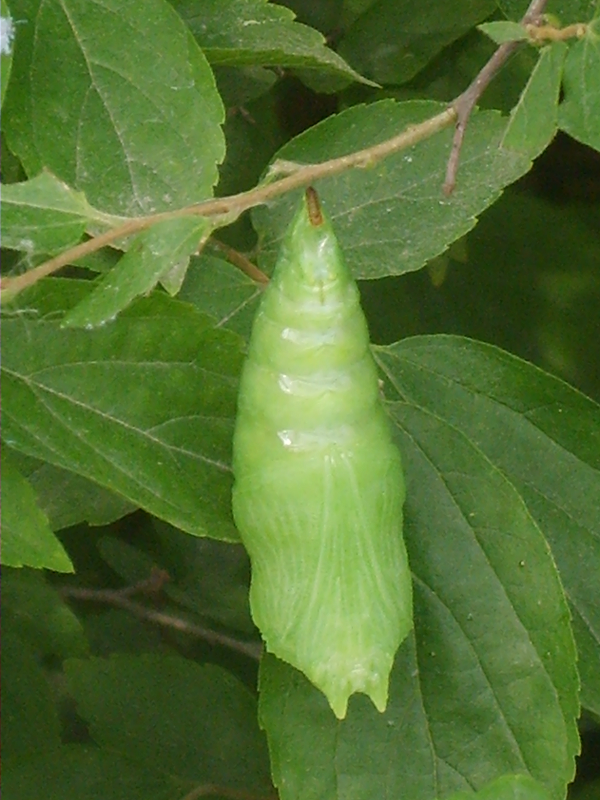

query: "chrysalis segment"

left=232, top=190, right=412, bottom=718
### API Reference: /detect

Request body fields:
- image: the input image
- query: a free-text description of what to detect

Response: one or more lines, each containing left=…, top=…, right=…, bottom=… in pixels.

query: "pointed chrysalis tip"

left=305, top=186, right=324, bottom=227
left=325, top=673, right=389, bottom=720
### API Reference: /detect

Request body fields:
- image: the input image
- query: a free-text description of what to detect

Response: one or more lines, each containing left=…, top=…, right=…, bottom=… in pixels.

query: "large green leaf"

left=253, top=100, right=532, bottom=280
left=1, top=448, right=73, bottom=572
left=2, top=0, right=224, bottom=214
left=259, top=337, right=581, bottom=800
left=375, top=335, right=599, bottom=716
left=337, top=0, right=496, bottom=85
left=65, top=654, right=271, bottom=792
left=2, top=280, right=243, bottom=540
left=558, top=17, right=600, bottom=154
left=173, top=0, right=371, bottom=84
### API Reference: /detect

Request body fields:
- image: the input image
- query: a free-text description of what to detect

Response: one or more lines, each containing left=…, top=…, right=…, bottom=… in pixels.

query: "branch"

left=0, top=109, right=455, bottom=295
left=180, top=785, right=277, bottom=800
left=208, top=239, right=269, bottom=285
left=443, top=0, right=550, bottom=195
left=1, top=0, right=561, bottom=295
left=59, top=581, right=263, bottom=661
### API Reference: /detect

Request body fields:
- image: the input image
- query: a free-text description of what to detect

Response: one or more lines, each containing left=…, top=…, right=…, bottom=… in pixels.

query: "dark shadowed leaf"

left=1, top=629, right=62, bottom=761
left=2, top=746, right=178, bottom=800
left=65, top=654, right=271, bottom=791
left=337, top=0, right=495, bottom=85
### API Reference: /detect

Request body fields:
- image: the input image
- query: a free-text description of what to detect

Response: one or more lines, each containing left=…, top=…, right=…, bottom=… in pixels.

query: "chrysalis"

left=232, top=188, right=412, bottom=718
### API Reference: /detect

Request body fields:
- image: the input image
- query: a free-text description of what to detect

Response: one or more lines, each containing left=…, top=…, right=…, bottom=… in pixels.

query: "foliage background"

left=1, top=1, right=600, bottom=799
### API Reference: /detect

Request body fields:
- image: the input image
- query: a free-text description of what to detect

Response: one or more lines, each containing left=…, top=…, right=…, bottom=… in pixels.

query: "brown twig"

left=208, top=239, right=269, bottom=285
left=443, top=0, right=550, bottom=195
left=0, top=109, right=456, bottom=296
left=59, top=583, right=263, bottom=661
left=110, top=567, right=170, bottom=597
left=180, top=784, right=277, bottom=800
left=1, top=0, right=568, bottom=295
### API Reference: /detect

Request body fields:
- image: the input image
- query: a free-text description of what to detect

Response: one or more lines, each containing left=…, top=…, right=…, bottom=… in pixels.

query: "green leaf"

left=178, top=252, right=263, bottom=337
left=98, top=523, right=255, bottom=635
left=1, top=628, right=62, bottom=761
left=391, top=26, right=538, bottom=114
left=253, top=100, right=532, bottom=280
left=85, top=609, right=167, bottom=658
left=260, top=639, right=437, bottom=800
left=558, top=19, right=600, bottom=153
left=2, top=280, right=244, bottom=540
left=0, top=172, right=103, bottom=255
left=154, top=521, right=254, bottom=634
left=1, top=0, right=14, bottom=106
left=446, top=773, right=552, bottom=800
left=377, top=336, right=600, bottom=713
left=62, top=218, right=210, bottom=328
left=501, top=42, right=567, bottom=159
left=1, top=448, right=73, bottom=572
left=375, top=334, right=594, bottom=729
left=218, top=90, right=288, bottom=197
left=65, top=654, right=272, bottom=791
left=12, top=449, right=136, bottom=530
left=478, top=20, right=530, bottom=44
left=173, top=0, right=373, bottom=85
left=214, top=64, right=277, bottom=108
left=2, top=568, right=89, bottom=660
left=260, top=391, right=578, bottom=799
left=2, top=746, right=178, bottom=800
left=3, top=0, right=225, bottom=214
left=337, top=0, right=496, bottom=85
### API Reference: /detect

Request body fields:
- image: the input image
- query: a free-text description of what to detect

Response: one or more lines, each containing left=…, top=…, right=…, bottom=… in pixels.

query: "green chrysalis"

left=232, top=188, right=412, bottom=718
